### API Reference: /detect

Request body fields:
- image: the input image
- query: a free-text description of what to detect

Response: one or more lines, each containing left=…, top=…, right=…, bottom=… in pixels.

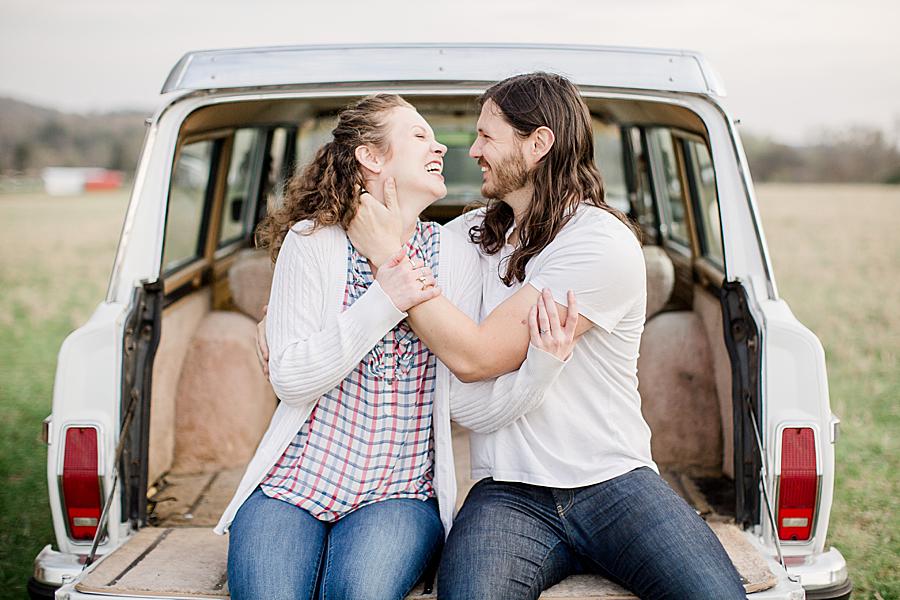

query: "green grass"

left=0, top=185, right=897, bottom=598
left=0, top=190, right=129, bottom=596
left=757, top=184, right=900, bottom=599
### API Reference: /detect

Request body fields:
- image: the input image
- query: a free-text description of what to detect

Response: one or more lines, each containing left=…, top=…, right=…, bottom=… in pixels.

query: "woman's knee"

left=322, top=499, right=443, bottom=600
left=227, top=490, right=327, bottom=600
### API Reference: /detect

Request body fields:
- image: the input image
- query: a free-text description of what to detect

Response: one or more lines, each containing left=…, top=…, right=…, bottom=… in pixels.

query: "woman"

left=214, top=94, right=576, bottom=600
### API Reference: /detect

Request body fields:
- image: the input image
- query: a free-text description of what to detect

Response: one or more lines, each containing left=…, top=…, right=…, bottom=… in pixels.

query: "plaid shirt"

left=260, top=221, right=440, bottom=521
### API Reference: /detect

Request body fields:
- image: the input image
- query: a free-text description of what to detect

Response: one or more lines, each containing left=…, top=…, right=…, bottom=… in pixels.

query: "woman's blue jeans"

left=438, top=468, right=746, bottom=600
left=227, top=488, right=443, bottom=600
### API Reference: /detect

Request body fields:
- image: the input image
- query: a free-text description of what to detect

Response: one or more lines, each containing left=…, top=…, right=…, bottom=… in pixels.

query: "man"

left=262, top=73, right=746, bottom=599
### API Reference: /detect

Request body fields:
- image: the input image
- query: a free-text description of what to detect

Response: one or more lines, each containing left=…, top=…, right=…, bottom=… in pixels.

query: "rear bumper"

left=32, top=545, right=83, bottom=588
left=785, top=548, right=851, bottom=599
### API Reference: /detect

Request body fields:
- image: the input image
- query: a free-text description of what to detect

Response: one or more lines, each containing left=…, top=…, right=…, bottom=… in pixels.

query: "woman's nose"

left=434, top=141, right=447, bottom=155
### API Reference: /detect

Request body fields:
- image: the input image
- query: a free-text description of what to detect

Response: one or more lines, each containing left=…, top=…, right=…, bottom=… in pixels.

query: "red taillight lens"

left=62, top=427, right=102, bottom=540
left=777, top=427, right=818, bottom=541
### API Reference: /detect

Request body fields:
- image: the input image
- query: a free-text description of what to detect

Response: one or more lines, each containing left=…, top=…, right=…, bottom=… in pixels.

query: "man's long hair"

left=469, top=72, right=639, bottom=285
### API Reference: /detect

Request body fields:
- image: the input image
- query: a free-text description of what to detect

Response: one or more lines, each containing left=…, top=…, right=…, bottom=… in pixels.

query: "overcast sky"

left=1, top=0, right=898, bottom=143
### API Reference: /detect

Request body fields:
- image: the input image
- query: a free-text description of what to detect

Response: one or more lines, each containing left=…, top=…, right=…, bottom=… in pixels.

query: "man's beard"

left=481, top=151, right=529, bottom=199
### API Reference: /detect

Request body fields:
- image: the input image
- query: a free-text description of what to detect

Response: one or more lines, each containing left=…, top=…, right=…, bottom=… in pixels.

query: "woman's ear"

left=354, top=144, right=383, bottom=174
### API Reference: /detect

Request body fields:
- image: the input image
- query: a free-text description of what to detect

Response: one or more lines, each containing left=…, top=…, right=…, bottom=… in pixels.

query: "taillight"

left=62, top=427, right=102, bottom=540
left=777, top=427, right=818, bottom=541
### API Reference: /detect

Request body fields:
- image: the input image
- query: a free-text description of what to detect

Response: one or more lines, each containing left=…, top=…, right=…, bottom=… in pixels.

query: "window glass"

left=219, top=129, right=261, bottom=246
left=261, top=127, right=300, bottom=218
left=649, top=129, right=690, bottom=247
left=593, top=121, right=628, bottom=213
left=296, top=115, right=335, bottom=170
left=430, top=114, right=483, bottom=205
left=263, top=127, right=290, bottom=214
left=294, top=111, right=485, bottom=208
left=162, top=140, right=214, bottom=272
left=687, top=141, right=724, bottom=267
left=628, top=127, right=656, bottom=231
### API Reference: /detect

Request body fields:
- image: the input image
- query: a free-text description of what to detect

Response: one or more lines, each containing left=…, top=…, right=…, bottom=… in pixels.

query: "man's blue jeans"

left=438, top=468, right=746, bottom=600
left=227, top=488, right=443, bottom=600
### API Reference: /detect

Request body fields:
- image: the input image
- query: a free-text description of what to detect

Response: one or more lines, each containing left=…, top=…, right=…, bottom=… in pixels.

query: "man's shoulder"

left=560, top=205, right=639, bottom=246
left=443, top=206, right=486, bottom=238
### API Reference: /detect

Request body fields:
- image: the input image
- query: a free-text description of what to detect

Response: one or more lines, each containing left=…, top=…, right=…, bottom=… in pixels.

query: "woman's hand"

left=347, top=177, right=405, bottom=268
left=376, top=251, right=441, bottom=312
left=528, top=289, right=579, bottom=361
left=256, top=305, right=269, bottom=378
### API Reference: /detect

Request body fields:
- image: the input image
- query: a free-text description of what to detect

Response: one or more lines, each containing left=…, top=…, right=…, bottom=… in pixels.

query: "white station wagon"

left=30, top=44, right=851, bottom=600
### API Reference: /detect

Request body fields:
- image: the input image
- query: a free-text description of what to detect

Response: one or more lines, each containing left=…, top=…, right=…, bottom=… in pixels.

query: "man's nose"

left=469, top=139, right=482, bottom=158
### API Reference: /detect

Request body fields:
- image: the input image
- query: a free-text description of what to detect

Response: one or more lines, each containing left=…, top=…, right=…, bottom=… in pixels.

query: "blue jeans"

left=227, top=488, right=443, bottom=600
left=438, top=468, right=746, bottom=600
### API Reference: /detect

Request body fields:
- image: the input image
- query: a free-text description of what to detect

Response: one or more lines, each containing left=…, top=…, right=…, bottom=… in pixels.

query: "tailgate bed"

left=73, top=467, right=777, bottom=599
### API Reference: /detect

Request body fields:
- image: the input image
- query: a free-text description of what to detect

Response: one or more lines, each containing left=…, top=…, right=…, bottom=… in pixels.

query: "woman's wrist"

left=371, top=245, right=404, bottom=269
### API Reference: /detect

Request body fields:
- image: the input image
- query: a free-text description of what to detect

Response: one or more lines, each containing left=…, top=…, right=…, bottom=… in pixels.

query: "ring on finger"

left=540, top=328, right=550, bottom=335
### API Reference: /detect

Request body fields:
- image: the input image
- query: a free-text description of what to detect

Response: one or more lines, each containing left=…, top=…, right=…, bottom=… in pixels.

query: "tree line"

left=1, top=97, right=898, bottom=184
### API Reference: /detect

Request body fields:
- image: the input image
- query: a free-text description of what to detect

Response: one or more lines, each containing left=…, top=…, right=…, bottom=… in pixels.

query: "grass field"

left=0, top=184, right=897, bottom=598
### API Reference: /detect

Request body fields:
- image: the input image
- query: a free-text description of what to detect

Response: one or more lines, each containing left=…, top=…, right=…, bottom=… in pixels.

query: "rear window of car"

left=648, top=128, right=691, bottom=248
left=162, top=139, right=217, bottom=273
left=593, top=120, right=628, bottom=214
left=219, top=129, right=263, bottom=247
left=291, top=109, right=631, bottom=211
left=685, top=140, right=724, bottom=268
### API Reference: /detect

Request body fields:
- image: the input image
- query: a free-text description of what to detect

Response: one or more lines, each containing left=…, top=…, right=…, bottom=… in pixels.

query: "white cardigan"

left=215, top=219, right=566, bottom=537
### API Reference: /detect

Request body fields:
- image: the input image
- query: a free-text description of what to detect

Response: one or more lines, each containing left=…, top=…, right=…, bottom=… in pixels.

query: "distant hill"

left=0, top=97, right=147, bottom=174
left=742, top=127, right=900, bottom=185
left=0, top=96, right=897, bottom=183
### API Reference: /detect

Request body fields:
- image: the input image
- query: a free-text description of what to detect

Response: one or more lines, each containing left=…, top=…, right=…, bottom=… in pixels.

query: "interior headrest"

left=228, top=249, right=274, bottom=322
left=643, top=246, right=675, bottom=319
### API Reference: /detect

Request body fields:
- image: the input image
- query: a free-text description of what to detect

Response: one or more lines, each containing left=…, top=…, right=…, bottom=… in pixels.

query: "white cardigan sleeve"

left=266, top=227, right=407, bottom=408
left=440, top=221, right=568, bottom=434
left=449, top=345, right=567, bottom=433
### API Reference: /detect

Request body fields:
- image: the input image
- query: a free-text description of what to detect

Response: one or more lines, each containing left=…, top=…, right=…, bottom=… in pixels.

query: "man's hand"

left=528, top=289, right=579, bottom=361
left=347, top=178, right=404, bottom=268
left=256, top=305, right=269, bottom=378
left=376, top=251, right=441, bottom=312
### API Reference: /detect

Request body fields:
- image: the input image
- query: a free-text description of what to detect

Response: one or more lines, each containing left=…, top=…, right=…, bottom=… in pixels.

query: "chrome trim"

left=42, top=415, right=52, bottom=445
left=784, top=547, right=850, bottom=590
left=829, top=414, right=841, bottom=444
left=32, top=545, right=84, bottom=587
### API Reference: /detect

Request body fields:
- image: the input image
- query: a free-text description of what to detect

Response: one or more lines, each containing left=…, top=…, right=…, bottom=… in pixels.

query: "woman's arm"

left=450, top=291, right=576, bottom=432
left=266, top=230, right=440, bottom=407
left=347, top=187, right=590, bottom=382
left=406, top=285, right=586, bottom=381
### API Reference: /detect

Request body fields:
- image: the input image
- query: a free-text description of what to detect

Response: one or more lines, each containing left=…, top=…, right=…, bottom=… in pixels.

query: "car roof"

left=161, top=43, right=726, bottom=97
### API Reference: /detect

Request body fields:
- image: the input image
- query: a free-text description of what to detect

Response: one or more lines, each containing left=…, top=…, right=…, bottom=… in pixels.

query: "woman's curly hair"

left=256, top=94, right=412, bottom=262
